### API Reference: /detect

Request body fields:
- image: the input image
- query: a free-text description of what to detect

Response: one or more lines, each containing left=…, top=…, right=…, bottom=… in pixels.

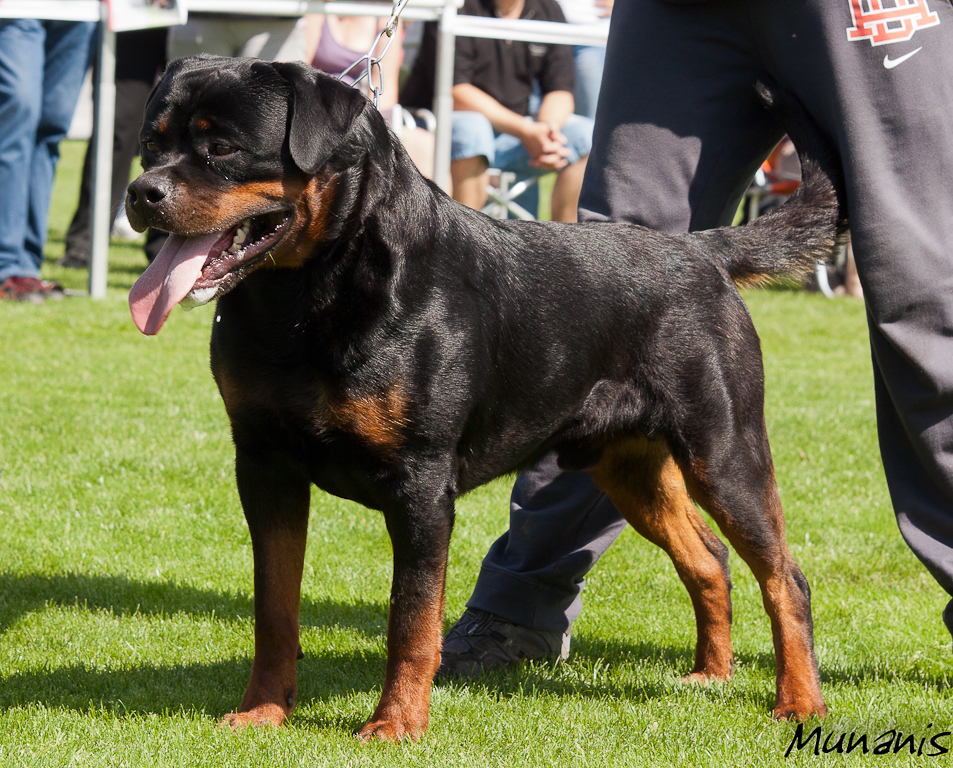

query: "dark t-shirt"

left=401, top=0, right=575, bottom=117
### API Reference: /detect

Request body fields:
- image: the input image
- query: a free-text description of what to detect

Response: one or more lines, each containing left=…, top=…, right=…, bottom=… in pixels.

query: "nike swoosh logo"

left=884, top=47, right=922, bottom=69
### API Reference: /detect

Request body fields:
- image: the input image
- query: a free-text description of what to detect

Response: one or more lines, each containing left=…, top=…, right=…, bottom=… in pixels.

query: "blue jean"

left=572, top=44, right=606, bottom=120
left=0, top=19, right=95, bottom=281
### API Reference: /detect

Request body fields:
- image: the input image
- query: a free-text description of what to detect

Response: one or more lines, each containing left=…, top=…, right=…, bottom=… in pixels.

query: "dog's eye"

left=212, top=143, right=237, bottom=156
left=143, top=141, right=158, bottom=153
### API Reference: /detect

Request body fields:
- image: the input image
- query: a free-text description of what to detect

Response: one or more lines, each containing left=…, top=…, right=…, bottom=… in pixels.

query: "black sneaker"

left=436, top=608, right=570, bottom=680
left=57, top=252, right=89, bottom=269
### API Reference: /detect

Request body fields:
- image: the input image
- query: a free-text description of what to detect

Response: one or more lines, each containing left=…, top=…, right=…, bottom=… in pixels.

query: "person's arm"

left=452, top=83, right=529, bottom=136
left=535, top=89, right=574, bottom=131
left=535, top=3, right=576, bottom=128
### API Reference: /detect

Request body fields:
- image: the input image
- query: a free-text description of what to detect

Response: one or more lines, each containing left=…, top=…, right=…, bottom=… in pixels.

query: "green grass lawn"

left=0, top=141, right=950, bottom=766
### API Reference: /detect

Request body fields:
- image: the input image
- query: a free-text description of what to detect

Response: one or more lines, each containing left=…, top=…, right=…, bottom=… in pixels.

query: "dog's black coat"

left=127, top=55, right=846, bottom=740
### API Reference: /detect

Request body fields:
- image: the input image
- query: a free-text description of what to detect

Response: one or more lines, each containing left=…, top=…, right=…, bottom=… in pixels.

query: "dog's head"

left=127, top=55, right=368, bottom=335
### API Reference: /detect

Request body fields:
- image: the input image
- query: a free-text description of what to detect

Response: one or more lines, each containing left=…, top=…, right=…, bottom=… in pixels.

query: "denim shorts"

left=451, top=111, right=593, bottom=176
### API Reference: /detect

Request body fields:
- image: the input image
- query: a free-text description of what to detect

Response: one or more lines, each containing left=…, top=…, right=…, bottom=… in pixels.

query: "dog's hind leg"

left=585, top=436, right=735, bottom=683
left=679, top=437, right=827, bottom=721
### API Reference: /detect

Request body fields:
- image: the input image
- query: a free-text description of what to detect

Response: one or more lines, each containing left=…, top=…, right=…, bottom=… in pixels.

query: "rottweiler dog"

left=126, top=55, right=846, bottom=741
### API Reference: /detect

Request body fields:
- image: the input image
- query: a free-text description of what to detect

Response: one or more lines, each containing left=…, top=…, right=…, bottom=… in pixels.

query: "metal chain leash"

left=337, top=0, right=411, bottom=109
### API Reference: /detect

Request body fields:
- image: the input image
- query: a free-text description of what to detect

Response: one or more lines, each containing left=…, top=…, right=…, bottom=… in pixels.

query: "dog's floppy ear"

left=270, top=61, right=368, bottom=175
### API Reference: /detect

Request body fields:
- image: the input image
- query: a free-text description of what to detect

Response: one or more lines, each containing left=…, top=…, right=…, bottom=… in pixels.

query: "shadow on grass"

left=575, top=634, right=953, bottom=691
left=0, top=571, right=948, bottom=728
left=429, top=636, right=766, bottom=713
left=0, top=571, right=390, bottom=725
left=0, top=653, right=388, bottom=727
left=432, top=632, right=953, bottom=718
left=0, top=571, right=388, bottom=638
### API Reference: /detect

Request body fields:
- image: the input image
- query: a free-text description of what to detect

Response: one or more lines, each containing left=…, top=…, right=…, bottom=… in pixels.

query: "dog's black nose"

left=126, top=174, right=174, bottom=231
left=127, top=175, right=172, bottom=213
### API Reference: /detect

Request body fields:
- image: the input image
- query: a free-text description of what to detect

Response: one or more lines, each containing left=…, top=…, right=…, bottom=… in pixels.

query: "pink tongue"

left=129, top=231, right=224, bottom=335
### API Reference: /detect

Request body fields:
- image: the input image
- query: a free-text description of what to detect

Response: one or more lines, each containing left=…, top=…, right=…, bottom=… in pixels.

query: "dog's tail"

left=695, top=80, right=849, bottom=288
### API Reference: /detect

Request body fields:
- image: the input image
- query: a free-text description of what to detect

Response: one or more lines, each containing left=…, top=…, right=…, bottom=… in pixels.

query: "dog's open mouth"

left=129, top=210, right=291, bottom=335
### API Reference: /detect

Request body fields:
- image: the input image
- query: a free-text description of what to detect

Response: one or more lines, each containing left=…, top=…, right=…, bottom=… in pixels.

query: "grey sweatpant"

left=467, top=0, right=953, bottom=635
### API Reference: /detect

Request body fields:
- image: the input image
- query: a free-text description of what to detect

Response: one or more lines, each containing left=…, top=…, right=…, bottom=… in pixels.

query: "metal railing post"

left=432, top=0, right=456, bottom=192
left=89, top=3, right=115, bottom=299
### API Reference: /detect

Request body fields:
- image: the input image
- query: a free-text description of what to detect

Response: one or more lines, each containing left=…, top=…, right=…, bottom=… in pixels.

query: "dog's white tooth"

left=184, top=286, right=218, bottom=307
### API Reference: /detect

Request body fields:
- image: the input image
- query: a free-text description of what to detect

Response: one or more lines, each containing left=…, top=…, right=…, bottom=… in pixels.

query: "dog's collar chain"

left=338, top=0, right=410, bottom=109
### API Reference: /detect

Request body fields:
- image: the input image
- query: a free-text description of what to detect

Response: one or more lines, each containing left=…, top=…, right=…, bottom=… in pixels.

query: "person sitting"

left=401, top=0, right=593, bottom=221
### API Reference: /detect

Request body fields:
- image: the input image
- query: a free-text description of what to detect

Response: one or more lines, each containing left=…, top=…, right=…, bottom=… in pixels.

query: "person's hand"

left=596, top=0, right=613, bottom=18
left=520, top=121, right=569, bottom=171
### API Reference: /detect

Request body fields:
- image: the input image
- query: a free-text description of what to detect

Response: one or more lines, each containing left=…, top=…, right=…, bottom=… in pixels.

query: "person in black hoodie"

left=438, top=0, right=953, bottom=679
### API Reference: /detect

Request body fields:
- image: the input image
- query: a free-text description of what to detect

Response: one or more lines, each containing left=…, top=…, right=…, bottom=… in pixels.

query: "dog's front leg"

left=222, top=446, right=311, bottom=729
left=358, top=496, right=453, bottom=742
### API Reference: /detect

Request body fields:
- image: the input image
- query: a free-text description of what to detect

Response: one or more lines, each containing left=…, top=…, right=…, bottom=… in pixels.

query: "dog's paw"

left=680, top=671, right=726, bottom=685
left=356, top=717, right=425, bottom=743
left=220, top=703, right=287, bottom=729
left=772, top=698, right=828, bottom=722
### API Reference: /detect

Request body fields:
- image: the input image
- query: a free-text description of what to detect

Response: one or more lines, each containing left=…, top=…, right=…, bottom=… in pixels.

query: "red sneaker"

left=1, top=276, right=45, bottom=303
left=0, top=277, right=65, bottom=303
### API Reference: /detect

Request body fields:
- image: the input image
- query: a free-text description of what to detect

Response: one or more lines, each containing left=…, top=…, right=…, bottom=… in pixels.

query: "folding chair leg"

left=483, top=170, right=538, bottom=220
